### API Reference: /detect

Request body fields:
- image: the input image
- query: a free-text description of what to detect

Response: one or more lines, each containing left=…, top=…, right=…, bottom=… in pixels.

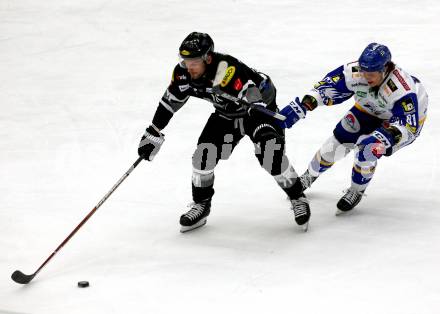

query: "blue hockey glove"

left=358, top=127, right=396, bottom=160
left=277, top=97, right=307, bottom=129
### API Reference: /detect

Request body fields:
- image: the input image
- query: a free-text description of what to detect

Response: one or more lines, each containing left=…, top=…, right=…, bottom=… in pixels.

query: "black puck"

left=77, top=281, right=89, bottom=288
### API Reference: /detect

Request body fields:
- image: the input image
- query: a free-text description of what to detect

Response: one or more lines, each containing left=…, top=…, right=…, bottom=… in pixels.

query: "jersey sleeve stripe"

left=159, top=99, right=176, bottom=113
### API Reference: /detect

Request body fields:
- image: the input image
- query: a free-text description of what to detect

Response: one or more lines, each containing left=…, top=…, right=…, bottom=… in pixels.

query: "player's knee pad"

left=320, top=135, right=353, bottom=163
left=253, top=123, right=284, bottom=145
left=253, top=124, right=285, bottom=174
left=356, top=143, right=381, bottom=163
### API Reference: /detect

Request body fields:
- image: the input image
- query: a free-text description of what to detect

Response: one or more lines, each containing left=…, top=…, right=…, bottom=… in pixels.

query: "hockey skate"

left=180, top=199, right=211, bottom=233
left=299, top=170, right=317, bottom=192
left=336, top=188, right=364, bottom=215
left=290, top=196, right=311, bottom=231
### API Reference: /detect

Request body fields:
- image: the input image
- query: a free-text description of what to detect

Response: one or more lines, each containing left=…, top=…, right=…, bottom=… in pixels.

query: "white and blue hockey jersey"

left=307, top=62, right=428, bottom=149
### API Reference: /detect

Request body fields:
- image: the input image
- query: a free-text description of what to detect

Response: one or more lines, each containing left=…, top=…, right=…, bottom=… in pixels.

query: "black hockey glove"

left=138, top=125, right=165, bottom=161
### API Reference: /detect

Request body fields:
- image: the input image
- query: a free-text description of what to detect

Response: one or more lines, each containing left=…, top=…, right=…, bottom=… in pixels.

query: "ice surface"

left=1, top=1, right=440, bottom=313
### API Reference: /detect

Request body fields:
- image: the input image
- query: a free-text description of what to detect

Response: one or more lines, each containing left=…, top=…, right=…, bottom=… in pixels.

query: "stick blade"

left=212, top=60, right=228, bottom=87
left=11, top=270, right=36, bottom=284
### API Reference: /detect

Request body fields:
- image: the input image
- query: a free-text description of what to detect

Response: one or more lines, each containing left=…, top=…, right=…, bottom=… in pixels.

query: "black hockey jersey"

left=151, top=52, right=276, bottom=130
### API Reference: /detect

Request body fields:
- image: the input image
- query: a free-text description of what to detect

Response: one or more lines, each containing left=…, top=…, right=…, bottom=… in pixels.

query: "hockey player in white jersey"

left=278, top=43, right=428, bottom=213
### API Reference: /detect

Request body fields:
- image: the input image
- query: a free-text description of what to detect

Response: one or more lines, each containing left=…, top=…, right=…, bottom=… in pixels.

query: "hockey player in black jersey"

left=138, top=32, right=310, bottom=232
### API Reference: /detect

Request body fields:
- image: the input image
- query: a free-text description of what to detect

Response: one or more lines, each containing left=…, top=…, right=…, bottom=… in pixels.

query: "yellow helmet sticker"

left=220, top=66, right=236, bottom=87
left=180, top=50, right=190, bottom=56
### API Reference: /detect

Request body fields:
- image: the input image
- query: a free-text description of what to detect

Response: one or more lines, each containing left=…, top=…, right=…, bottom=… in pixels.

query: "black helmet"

left=179, top=32, right=214, bottom=59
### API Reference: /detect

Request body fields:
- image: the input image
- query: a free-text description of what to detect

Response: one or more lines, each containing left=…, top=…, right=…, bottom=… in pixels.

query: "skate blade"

left=180, top=218, right=207, bottom=233
left=299, top=222, right=309, bottom=232
left=335, top=209, right=352, bottom=216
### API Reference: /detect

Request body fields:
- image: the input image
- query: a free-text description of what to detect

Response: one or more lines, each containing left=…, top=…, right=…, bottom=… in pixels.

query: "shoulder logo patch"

left=402, top=100, right=415, bottom=112
left=393, top=69, right=410, bottom=91
left=314, top=81, right=325, bottom=89
left=220, top=66, right=236, bottom=87
left=179, top=84, right=190, bottom=92
left=386, top=79, right=398, bottom=92
left=176, top=74, right=187, bottom=81
left=233, top=78, right=242, bottom=91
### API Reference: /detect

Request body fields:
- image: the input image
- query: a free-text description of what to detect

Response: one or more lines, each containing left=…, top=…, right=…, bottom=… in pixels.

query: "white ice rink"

left=1, top=1, right=440, bottom=313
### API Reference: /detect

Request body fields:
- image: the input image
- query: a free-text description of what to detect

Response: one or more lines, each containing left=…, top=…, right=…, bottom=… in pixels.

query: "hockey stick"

left=213, top=89, right=286, bottom=121
left=212, top=61, right=286, bottom=121
left=11, top=156, right=144, bottom=284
